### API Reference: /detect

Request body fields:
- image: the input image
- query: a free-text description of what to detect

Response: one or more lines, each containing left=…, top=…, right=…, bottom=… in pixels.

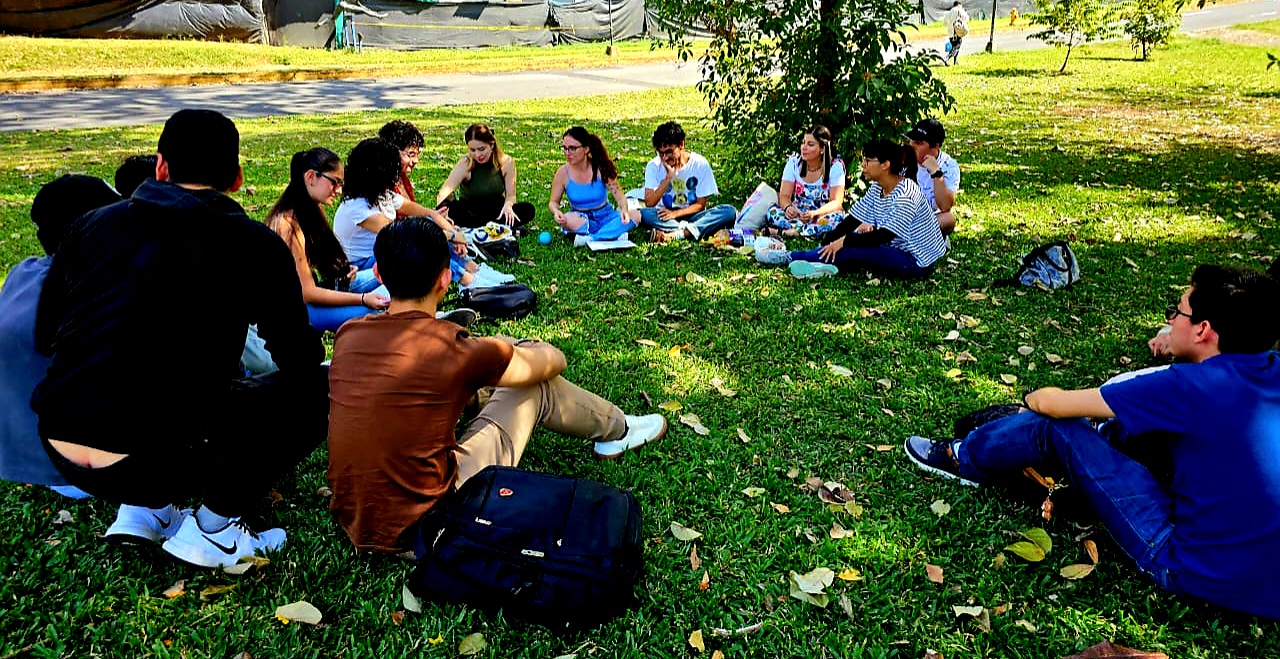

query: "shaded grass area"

left=2, top=36, right=1280, bottom=658
left=0, top=36, right=696, bottom=84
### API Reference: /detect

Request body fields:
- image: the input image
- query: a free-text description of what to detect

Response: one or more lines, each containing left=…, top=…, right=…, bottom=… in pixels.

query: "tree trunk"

left=815, top=0, right=839, bottom=107
left=1060, top=40, right=1074, bottom=72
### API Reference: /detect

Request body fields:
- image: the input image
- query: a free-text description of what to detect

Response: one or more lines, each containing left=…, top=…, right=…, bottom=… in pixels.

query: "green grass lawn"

left=2, top=35, right=1280, bottom=658
left=0, top=36, right=698, bottom=85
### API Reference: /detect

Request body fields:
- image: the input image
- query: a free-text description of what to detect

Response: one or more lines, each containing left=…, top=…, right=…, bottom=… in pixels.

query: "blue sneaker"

left=789, top=260, right=839, bottom=279
left=903, top=436, right=979, bottom=487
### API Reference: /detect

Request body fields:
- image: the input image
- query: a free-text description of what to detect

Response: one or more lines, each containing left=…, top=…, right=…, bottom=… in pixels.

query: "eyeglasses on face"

left=1165, top=303, right=1193, bottom=322
left=401, top=149, right=421, bottom=160
left=561, top=144, right=584, bottom=153
left=318, top=172, right=344, bottom=188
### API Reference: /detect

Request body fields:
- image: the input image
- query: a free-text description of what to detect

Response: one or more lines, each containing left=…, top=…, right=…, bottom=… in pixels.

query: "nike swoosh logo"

left=205, top=536, right=239, bottom=554
left=152, top=514, right=173, bottom=530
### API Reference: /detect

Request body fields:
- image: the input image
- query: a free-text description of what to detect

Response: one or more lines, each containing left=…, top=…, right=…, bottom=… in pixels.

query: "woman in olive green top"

left=436, top=123, right=535, bottom=229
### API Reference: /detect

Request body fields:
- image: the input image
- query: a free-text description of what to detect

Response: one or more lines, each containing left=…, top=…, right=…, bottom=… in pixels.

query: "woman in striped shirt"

left=774, top=139, right=947, bottom=279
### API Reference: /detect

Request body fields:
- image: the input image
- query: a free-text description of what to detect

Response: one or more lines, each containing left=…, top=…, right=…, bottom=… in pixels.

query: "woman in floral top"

left=763, top=125, right=847, bottom=238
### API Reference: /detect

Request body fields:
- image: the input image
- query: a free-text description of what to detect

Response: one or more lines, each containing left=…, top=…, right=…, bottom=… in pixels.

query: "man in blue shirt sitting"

left=905, top=264, right=1280, bottom=619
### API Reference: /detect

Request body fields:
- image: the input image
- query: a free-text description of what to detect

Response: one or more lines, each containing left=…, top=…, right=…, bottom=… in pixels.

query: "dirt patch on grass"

left=1195, top=28, right=1280, bottom=48
left=1053, top=102, right=1280, bottom=153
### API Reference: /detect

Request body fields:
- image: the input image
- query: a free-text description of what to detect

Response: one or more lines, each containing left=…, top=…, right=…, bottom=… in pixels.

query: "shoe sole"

left=161, top=536, right=248, bottom=569
left=594, top=417, right=668, bottom=461
left=902, top=437, right=979, bottom=487
left=105, top=530, right=164, bottom=546
left=790, top=261, right=838, bottom=279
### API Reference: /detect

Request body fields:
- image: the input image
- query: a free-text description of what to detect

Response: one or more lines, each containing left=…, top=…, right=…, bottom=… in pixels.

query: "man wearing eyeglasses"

left=905, top=264, right=1280, bottom=619
left=639, top=121, right=737, bottom=243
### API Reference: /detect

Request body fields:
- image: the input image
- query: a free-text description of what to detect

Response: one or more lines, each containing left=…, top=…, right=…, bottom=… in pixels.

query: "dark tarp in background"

left=1, top=0, right=1038, bottom=48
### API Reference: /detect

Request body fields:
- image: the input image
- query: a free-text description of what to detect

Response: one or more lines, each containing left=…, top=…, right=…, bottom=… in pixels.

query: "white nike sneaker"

left=593, top=414, right=668, bottom=460
left=161, top=515, right=286, bottom=569
left=573, top=234, right=591, bottom=248
left=475, top=263, right=515, bottom=284
left=105, top=504, right=189, bottom=545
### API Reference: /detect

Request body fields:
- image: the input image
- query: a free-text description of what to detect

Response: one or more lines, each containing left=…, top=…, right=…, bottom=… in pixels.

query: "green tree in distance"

left=1029, top=0, right=1119, bottom=72
left=647, top=0, right=953, bottom=188
left=1121, top=0, right=1181, bottom=60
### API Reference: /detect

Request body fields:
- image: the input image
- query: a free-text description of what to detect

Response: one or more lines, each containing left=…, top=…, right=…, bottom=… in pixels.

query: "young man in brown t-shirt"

left=327, top=216, right=668, bottom=553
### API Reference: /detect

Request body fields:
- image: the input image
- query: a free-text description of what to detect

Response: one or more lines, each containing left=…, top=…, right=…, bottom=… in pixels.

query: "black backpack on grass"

left=408, top=466, right=644, bottom=630
left=458, top=283, right=537, bottom=321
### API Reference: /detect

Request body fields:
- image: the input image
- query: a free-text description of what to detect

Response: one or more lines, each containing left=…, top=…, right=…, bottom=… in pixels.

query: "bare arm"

left=549, top=166, right=568, bottom=222
left=804, top=185, right=845, bottom=219
left=436, top=158, right=470, bottom=206
left=1024, top=387, right=1115, bottom=419
left=644, top=162, right=674, bottom=208
left=494, top=339, right=568, bottom=388
left=606, top=176, right=638, bottom=225
left=663, top=196, right=709, bottom=220
left=272, top=216, right=365, bottom=307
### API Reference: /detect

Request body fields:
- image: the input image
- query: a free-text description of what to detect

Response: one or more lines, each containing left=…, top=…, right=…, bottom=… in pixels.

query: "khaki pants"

left=455, top=376, right=627, bottom=484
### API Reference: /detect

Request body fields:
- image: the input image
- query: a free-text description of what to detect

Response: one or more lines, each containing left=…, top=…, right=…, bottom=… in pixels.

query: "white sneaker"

left=161, top=515, right=286, bottom=569
left=475, top=263, right=515, bottom=284
left=573, top=234, right=591, bottom=248
left=594, top=414, right=668, bottom=460
left=753, top=236, right=791, bottom=265
left=105, top=504, right=189, bottom=545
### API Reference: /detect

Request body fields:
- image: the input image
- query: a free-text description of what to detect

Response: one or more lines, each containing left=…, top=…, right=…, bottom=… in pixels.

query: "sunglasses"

left=318, top=172, right=344, bottom=188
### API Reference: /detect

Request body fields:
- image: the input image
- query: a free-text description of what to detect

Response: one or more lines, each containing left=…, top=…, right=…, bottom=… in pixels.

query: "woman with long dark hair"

left=759, top=140, right=947, bottom=279
left=436, top=123, right=535, bottom=229
left=548, top=126, right=639, bottom=246
left=266, top=148, right=389, bottom=331
left=763, top=125, right=848, bottom=239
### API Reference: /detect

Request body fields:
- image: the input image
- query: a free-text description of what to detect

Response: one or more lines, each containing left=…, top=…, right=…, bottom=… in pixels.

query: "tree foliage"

left=1121, top=0, right=1181, bottom=60
left=1029, top=0, right=1119, bottom=72
left=647, top=0, right=953, bottom=188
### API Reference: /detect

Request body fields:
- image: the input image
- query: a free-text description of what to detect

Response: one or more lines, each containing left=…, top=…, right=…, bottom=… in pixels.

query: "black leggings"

left=43, top=366, right=329, bottom=518
left=440, top=197, right=535, bottom=229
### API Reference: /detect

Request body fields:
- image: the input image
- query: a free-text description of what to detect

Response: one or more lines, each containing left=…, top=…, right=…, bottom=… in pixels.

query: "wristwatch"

left=930, top=169, right=945, bottom=179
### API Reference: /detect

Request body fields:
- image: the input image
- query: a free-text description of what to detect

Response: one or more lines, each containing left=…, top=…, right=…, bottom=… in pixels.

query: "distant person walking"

left=945, top=0, right=971, bottom=65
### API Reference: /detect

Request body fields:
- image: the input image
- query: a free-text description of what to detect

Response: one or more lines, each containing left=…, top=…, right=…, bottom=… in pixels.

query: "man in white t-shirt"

left=944, top=0, right=970, bottom=65
left=906, top=118, right=961, bottom=236
left=639, top=121, right=738, bottom=242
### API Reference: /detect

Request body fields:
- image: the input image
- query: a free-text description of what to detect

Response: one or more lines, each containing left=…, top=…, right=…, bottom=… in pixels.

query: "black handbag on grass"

left=458, top=283, right=537, bottom=321
left=408, top=466, right=644, bottom=630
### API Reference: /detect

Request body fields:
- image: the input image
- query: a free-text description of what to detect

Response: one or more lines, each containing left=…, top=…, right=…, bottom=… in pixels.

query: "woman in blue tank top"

left=548, top=126, right=639, bottom=245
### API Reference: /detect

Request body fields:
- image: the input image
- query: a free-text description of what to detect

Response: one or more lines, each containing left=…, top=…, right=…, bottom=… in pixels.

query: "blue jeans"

left=790, top=245, right=932, bottom=279
left=955, top=412, right=1180, bottom=593
left=639, top=204, right=737, bottom=240
left=564, top=207, right=632, bottom=242
left=347, top=268, right=382, bottom=294
left=307, top=283, right=388, bottom=333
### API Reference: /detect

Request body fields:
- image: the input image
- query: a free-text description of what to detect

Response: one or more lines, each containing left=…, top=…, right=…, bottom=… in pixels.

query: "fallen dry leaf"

left=690, top=545, right=702, bottom=571
left=1060, top=563, right=1096, bottom=580
left=953, top=605, right=984, bottom=618
left=685, top=271, right=707, bottom=284
left=402, top=584, right=422, bottom=613
left=945, top=368, right=963, bottom=379
left=680, top=413, right=711, bottom=436
left=658, top=400, right=684, bottom=412
left=275, top=600, right=322, bottom=626
left=688, top=629, right=705, bottom=652
left=742, top=486, right=766, bottom=498
left=316, top=486, right=333, bottom=497
left=1000, top=373, right=1019, bottom=384
left=1015, top=619, right=1037, bottom=632
left=222, top=555, right=270, bottom=576
left=839, top=593, right=855, bottom=621
left=926, top=564, right=944, bottom=584
left=956, top=351, right=978, bottom=364
left=966, top=291, right=988, bottom=301
left=929, top=500, right=952, bottom=517
left=875, top=377, right=893, bottom=390
left=1017, top=345, right=1035, bottom=356
left=427, top=634, right=443, bottom=645
left=737, top=427, right=752, bottom=443
left=635, top=338, right=659, bottom=347
left=837, top=567, right=863, bottom=581
left=709, top=376, right=737, bottom=397
left=829, top=523, right=851, bottom=540
left=711, top=651, right=724, bottom=659
left=458, top=632, right=487, bottom=656
left=943, top=330, right=961, bottom=341
left=788, top=567, right=835, bottom=608
left=925, top=651, right=943, bottom=659
left=670, top=522, right=703, bottom=542
left=769, top=502, right=790, bottom=514
left=829, top=364, right=853, bottom=377
left=199, top=584, right=236, bottom=602
left=390, top=611, right=404, bottom=626
left=1085, top=539, right=1099, bottom=564
left=1046, top=353, right=1064, bottom=364
left=699, top=570, right=710, bottom=591
left=1004, top=541, right=1046, bottom=562
left=53, top=510, right=73, bottom=526
left=785, top=466, right=800, bottom=479
left=162, top=579, right=186, bottom=599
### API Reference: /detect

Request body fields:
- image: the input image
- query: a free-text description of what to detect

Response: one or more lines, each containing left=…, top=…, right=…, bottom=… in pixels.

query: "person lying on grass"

left=904, top=264, right=1280, bottom=619
left=757, top=139, right=947, bottom=280
left=326, top=217, right=667, bottom=554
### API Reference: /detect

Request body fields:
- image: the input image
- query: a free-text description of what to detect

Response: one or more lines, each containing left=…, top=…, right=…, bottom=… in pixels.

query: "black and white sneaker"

left=105, top=504, right=189, bottom=545
left=436, top=307, right=479, bottom=328
left=903, top=436, right=979, bottom=487
left=161, top=515, right=285, bottom=568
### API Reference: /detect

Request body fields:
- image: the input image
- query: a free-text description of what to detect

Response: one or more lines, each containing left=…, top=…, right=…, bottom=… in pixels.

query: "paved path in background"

left=0, top=0, right=1274, bottom=133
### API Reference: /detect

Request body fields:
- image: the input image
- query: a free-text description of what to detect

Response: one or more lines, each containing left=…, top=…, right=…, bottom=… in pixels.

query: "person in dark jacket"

left=33, top=109, right=329, bottom=569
